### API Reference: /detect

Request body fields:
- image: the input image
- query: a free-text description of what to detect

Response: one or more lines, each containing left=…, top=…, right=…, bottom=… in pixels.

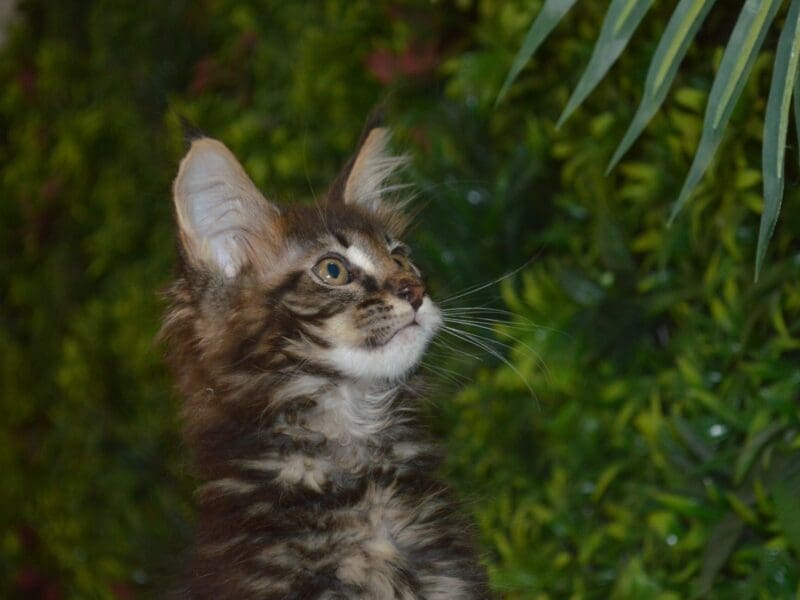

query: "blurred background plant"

left=0, top=1, right=797, bottom=598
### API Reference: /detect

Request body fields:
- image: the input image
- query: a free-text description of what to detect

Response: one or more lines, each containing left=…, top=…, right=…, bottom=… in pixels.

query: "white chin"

left=323, top=297, right=441, bottom=382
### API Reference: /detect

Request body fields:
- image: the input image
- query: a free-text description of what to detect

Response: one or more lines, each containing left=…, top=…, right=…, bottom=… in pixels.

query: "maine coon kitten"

left=160, top=117, right=491, bottom=599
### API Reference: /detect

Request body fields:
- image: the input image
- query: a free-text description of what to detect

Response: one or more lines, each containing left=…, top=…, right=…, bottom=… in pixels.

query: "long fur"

left=161, top=123, right=490, bottom=599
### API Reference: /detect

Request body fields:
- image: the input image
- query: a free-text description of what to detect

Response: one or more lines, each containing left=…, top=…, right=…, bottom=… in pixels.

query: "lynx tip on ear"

left=177, top=115, right=207, bottom=150
left=362, top=104, right=387, bottom=133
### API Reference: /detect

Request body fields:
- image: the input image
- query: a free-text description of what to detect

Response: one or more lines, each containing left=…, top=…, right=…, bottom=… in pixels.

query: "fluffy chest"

left=192, top=378, right=480, bottom=598
left=273, top=376, right=409, bottom=454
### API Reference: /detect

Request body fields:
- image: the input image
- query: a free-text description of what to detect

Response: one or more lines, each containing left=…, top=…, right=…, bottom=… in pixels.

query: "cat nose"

left=391, top=276, right=425, bottom=311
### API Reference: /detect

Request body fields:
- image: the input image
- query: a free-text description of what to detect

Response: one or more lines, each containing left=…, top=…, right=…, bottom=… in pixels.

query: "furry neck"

left=186, top=371, right=424, bottom=486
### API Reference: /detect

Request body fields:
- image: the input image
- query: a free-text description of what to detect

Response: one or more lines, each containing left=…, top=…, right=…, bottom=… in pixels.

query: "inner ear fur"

left=173, top=137, right=280, bottom=278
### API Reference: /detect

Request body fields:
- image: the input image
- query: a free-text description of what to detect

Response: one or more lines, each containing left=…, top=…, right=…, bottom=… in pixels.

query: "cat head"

left=169, top=120, right=441, bottom=384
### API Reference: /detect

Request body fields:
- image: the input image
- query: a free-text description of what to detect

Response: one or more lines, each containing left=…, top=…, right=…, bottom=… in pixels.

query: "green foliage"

left=1, top=1, right=798, bottom=598
left=500, top=0, right=800, bottom=279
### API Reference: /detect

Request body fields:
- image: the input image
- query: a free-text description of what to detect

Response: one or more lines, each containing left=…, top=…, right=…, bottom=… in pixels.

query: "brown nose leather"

left=390, top=276, right=425, bottom=311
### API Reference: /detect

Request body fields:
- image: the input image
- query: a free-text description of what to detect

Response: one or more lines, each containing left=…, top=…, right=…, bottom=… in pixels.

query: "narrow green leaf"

left=607, top=0, right=716, bottom=173
left=756, top=0, right=800, bottom=280
left=669, top=0, right=782, bottom=223
left=694, top=514, right=744, bottom=596
left=794, top=74, right=800, bottom=169
left=591, top=462, right=623, bottom=502
left=556, top=0, right=654, bottom=129
left=654, top=492, right=704, bottom=517
left=733, top=422, right=786, bottom=484
left=773, top=472, right=800, bottom=555
left=496, top=0, right=580, bottom=104
left=672, top=416, right=713, bottom=462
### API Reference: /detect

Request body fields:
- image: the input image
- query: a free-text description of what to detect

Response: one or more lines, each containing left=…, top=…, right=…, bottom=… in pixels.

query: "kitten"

left=160, top=117, right=491, bottom=599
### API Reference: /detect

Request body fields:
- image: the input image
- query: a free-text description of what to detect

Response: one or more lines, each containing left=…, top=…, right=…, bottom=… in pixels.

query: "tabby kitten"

left=161, top=118, right=490, bottom=599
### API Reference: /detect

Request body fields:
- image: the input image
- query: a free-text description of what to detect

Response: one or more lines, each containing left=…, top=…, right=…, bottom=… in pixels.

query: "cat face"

left=274, top=216, right=441, bottom=381
left=170, top=123, right=440, bottom=383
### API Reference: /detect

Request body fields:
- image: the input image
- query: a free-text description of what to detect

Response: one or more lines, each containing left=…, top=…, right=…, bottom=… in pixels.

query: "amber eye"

left=314, top=257, right=351, bottom=285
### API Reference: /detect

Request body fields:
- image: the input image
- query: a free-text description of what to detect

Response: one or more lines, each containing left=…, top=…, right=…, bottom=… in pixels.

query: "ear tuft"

left=340, top=127, right=409, bottom=213
left=177, top=115, right=208, bottom=151
left=173, top=137, right=278, bottom=277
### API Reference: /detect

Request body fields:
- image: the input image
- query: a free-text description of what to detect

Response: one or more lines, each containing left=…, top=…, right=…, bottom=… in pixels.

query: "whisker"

left=441, top=327, right=524, bottom=376
left=443, top=315, right=541, bottom=332
left=419, top=362, right=472, bottom=387
left=443, top=316, right=560, bottom=342
left=442, top=318, right=539, bottom=354
left=430, top=336, right=482, bottom=361
left=441, top=318, right=552, bottom=381
left=438, top=256, right=537, bottom=306
left=441, top=307, right=536, bottom=323
left=442, top=307, right=525, bottom=318
left=443, top=324, right=516, bottom=352
left=442, top=308, right=571, bottom=339
left=441, top=327, right=536, bottom=401
left=440, top=326, right=537, bottom=401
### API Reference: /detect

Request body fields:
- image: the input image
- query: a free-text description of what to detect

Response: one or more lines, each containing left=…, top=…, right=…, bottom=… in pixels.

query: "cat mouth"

left=369, top=320, right=419, bottom=348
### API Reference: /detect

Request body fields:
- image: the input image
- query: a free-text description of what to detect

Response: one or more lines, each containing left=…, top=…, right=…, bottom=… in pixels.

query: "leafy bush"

left=1, top=1, right=797, bottom=598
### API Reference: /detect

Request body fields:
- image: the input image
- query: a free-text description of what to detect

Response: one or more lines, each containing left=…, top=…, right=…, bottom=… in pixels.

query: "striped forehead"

left=345, top=245, right=378, bottom=274
left=327, top=228, right=393, bottom=276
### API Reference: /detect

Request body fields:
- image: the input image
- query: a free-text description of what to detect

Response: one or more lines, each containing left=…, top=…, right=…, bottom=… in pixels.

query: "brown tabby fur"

left=160, top=116, right=490, bottom=599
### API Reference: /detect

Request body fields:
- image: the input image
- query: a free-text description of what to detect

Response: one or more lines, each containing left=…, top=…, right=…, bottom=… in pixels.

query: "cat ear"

left=331, top=119, right=408, bottom=215
left=173, top=137, right=279, bottom=277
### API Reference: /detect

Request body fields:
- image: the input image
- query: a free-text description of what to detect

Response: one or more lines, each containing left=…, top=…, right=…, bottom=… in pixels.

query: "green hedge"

left=1, top=1, right=798, bottom=598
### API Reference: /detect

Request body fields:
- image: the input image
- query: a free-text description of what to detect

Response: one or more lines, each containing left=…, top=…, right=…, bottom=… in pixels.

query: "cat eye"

left=313, top=257, right=351, bottom=286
